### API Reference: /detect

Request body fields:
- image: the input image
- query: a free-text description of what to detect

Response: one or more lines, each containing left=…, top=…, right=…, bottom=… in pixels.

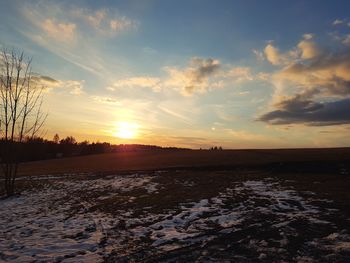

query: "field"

left=17, top=148, right=350, bottom=176
left=1, top=148, right=350, bottom=262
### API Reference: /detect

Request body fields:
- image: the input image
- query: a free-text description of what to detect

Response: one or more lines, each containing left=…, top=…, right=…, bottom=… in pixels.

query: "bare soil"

left=18, top=147, right=350, bottom=176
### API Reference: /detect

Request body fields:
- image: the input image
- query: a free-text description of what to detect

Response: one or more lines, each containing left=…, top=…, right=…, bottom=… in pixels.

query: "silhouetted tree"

left=53, top=133, right=60, bottom=144
left=60, top=136, right=76, bottom=145
left=0, top=48, right=46, bottom=196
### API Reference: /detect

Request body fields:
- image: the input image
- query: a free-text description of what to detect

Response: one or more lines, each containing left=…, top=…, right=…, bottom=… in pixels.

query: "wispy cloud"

left=71, top=8, right=137, bottom=36
left=40, top=19, right=76, bottom=42
left=91, top=96, right=120, bottom=105
left=157, top=105, right=193, bottom=124
left=22, top=2, right=137, bottom=39
left=253, top=49, right=264, bottom=61
left=221, top=67, right=254, bottom=82
left=111, top=77, right=161, bottom=91
left=19, top=2, right=136, bottom=79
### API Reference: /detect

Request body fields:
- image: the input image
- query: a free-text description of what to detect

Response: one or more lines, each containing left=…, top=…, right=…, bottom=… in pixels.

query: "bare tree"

left=0, top=48, right=47, bottom=197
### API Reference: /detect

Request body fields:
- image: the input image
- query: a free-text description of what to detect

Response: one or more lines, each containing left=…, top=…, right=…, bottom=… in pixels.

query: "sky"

left=1, top=0, right=350, bottom=148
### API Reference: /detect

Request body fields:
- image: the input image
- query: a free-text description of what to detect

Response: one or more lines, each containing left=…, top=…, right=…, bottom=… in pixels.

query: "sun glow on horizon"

left=114, top=122, right=139, bottom=139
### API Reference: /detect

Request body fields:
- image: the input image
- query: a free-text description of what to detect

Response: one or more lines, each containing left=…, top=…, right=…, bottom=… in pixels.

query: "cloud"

left=169, top=61, right=257, bottom=95
left=19, top=2, right=136, bottom=79
left=297, top=39, right=321, bottom=59
left=259, top=98, right=350, bottom=126
left=264, top=43, right=283, bottom=65
left=263, top=43, right=296, bottom=65
left=158, top=105, right=193, bottom=124
left=41, top=19, right=76, bottom=42
left=333, top=19, right=344, bottom=25
left=259, top=37, right=350, bottom=126
left=164, top=57, right=221, bottom=95
left=303, top=33, right=314, bottom=40
left=63, top=80, right=84, bottom=95
left=31, top=75, right=60, bottom=92
left=32, top=75, right=59, bottom=85
left=91, top=96, right=120, bottom=105
left=328, top=28, right=350, bottom=49
left=32, top=75, right=84, bottom=95
left=112, top=77, right=161, bottom=91
left=253, top=49, right=264, bottom=61
left=108, top=57, right=256, bottom=96
left=71, top=8, right=137, bottom=36
left=257, top=72, right=270, bottom=81
left=263, top=37, right=321, bottom=66
left=276, top=50, right=350, bottom=96
left=21, top=3, right=77, bottom=44
left=85, top=9, right=107, bottom=28
left=223, top=67, right=254, bottom=82
left=343, top=35, right=350, bottom=45
left=26, top=31, right=105, bottom=77
left=190, top=57, right=221, bottom=80
left=110, top=17, right=135, bottom=31
left=22, top=3, right=136, bottom=39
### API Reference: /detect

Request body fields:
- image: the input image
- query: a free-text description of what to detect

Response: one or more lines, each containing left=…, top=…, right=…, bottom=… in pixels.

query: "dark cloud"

left=39, top=75, right=58, bottom=83
left=275, top=94, right=323, bottom=113
left=41, top=76, right=58, bottom=82
left=32, top=74, right=58, bottom=84
left=259, top=98, right=350, bottom=125
left=189, top=58, right=221, bottom=83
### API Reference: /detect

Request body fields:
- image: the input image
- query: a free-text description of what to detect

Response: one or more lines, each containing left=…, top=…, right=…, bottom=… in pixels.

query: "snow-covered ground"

left=1, top=172, right=349, bottom=262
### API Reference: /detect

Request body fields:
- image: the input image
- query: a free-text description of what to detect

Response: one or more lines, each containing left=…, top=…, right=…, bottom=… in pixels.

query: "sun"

left=114, top=122, right=138, bottom=139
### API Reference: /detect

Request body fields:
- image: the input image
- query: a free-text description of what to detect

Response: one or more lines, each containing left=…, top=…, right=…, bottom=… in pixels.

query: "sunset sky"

left=1, top=0, right=350, bottom=148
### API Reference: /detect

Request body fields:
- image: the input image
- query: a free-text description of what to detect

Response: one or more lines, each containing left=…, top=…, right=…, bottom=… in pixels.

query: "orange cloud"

left=263, top=43, right=298, bottom=65
left=297, top=39, right=321, bottom=59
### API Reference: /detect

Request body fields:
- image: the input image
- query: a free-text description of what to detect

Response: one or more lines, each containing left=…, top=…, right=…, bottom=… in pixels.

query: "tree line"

left=0, top=134, right=189, bottom=163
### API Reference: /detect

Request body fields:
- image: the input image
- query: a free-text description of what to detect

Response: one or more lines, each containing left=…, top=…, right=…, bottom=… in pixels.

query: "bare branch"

left=0, top=47, right=47, bottom=196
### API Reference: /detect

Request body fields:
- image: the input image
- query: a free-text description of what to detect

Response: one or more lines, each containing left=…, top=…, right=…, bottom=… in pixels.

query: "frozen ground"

left=1, top=170, right=350, bottom=262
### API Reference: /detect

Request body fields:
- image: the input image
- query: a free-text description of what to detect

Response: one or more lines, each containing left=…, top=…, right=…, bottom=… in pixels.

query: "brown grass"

left=18, top=147, right=350, bottom=176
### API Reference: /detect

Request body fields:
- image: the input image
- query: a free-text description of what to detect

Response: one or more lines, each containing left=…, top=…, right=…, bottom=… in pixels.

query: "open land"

left=1, top=148, right=350, bottom=262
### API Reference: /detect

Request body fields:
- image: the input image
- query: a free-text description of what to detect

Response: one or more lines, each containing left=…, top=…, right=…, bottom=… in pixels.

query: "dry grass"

left=18, top=148, right=350, bottom=176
